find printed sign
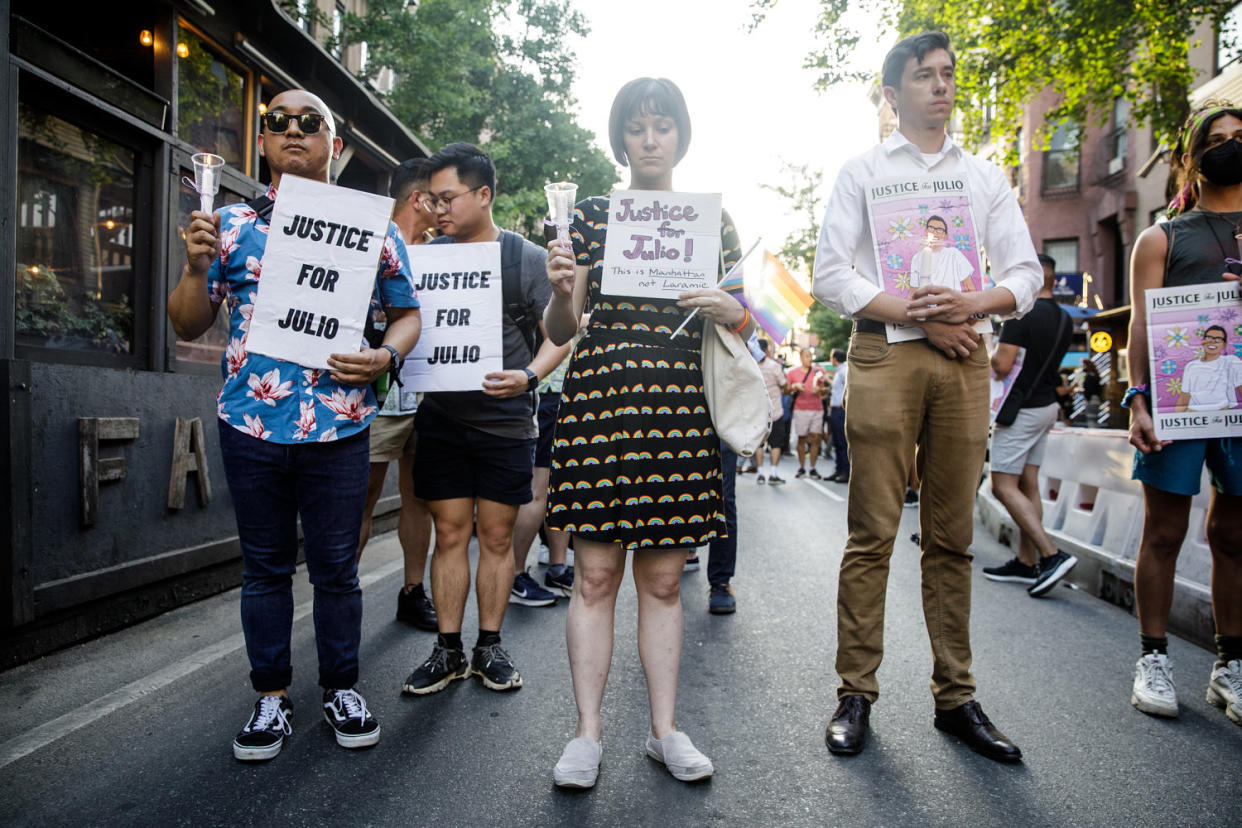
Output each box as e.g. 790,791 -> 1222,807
245,175 -> 394,369
1145,281 -> 1242,441
401,242 -> 504,392
865,175 -> 990,343
989,345 -> 1026,424
601,190 -> 721,300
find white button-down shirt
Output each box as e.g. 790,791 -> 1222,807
812,130 -> 1041,331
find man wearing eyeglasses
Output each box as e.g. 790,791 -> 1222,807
1174,326 -> 1242,412
401,142 -> 571,696
168,89 -> 422,762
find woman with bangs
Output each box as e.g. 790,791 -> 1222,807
1125,101 -> 1242,727
543,77 -> 753,788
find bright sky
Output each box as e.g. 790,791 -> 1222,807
569,0 -> 893,277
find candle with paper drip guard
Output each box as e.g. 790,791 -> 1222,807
913,230 -> 935,291
544,181 -> 578,254
186,152 -> 225,215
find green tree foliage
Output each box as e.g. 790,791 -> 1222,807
751,1 -> 1239,157
762,162 -> 853,352
338,0 -> 617,235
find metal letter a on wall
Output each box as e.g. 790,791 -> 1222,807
167,417 -> 212,510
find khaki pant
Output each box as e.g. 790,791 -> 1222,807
837,332 -> 990,709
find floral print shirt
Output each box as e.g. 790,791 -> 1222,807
207,183 -> 419,443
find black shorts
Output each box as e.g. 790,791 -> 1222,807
766,417 -> 790,452
412,407 -> 536,505
534,392 -> 560,468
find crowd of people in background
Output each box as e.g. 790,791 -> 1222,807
166,24 -> 1241,793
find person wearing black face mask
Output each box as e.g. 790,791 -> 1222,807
1123,101 -> 1242,728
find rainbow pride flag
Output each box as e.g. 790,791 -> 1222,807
724,251 -> 815,344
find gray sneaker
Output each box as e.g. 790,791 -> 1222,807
1207,659 -> 1242,726
1131,653 -> 1178,717
645,730 -> 713,781
553,736 -> 602,788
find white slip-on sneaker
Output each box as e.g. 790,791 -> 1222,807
645,731 -> 713,781
1131,653 -> 1179,718
553,736 -> 602,789
1206,659 -> 1242,726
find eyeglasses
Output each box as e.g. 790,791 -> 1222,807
419,185 -> 483,213
1202,335 -> 1226,343
261,111 -> 325,135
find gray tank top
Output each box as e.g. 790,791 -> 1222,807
1162,209 -> 1242,287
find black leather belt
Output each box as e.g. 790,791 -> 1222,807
854,319 -> 886,335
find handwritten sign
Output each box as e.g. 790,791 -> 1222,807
1145,280 -> 1242,441
865,175 -> 989,344
989,345 -> 1026,424
401,242 -> 504,392
245,175 -> 394,369
601,190 -> 721,300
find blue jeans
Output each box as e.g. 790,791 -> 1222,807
707,441 -> 737,587
830,407 -> 849,478
218,421 -> 370,692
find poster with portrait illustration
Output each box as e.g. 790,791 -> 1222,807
989,346 -> 1026,425
866,175 -> 990,343
1145,281 -> 1242,441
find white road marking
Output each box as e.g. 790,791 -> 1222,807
0,557 -> 405,769
803,478 -> 845,502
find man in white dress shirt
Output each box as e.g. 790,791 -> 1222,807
812,31 -> 1043,763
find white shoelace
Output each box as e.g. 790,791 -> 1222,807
1220,660 -> 1242,697
332,689 -> 368,722
247,696 -> 291,734
1140,656 -> 1175,695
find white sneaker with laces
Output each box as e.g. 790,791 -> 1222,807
1207,659 -> 1242,726
1131,653 -> 1178,718
645,731 -> 713,781
553,736 -> 602,788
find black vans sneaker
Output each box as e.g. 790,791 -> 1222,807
322,688 -> 381,749
402,643 -> 469,695
233,694 -> 293,761
471,643 -> 523,691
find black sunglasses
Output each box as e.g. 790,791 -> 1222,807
261,111 -> 325,135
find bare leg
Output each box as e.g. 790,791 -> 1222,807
633,548 -> 686,739
566,538 -> 625,740
808,433 -> 822,471
475,498 -> 520,631
547,526 -> 570,566
1206,491 -> 1242,636
428,497 -> 476,634
991,468 -> 1057,566
356,461 -> 389,561
397,453 -> 432,587
796,435 -> 808,469
1133,484 -> 1192,638
511,467 -> 550,574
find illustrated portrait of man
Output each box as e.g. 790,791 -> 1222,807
909,214 -> 975,292
1175,325 -> 1242,412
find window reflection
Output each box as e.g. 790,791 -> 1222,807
173,168 -> 248,365
177,23 -> 247,167
16,102 -> 135,354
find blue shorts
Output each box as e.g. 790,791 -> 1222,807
1132,437 -> 1242,497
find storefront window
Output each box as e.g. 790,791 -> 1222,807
16,102 -> 136,355
177,23 -> 248,168
171,163 -> 251,366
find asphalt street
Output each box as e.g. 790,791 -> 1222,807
1,456 -> 1239,827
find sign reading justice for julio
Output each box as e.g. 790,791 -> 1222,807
601,190 -> 721,300
245,175 -> 395,370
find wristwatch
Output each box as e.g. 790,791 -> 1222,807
523,368 -> 538,392
380,344 -> 402,372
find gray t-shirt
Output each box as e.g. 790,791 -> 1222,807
418,230 -> 551,439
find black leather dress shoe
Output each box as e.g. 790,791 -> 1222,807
825,695 -> 871,755
933,700 -> 1022,762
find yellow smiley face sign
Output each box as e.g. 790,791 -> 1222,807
1089,331 -> 1112,353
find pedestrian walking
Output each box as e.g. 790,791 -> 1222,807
542,77 -> 752,788
812,31 -> 1043,763
167,89 -> 421,760
984,254 -> 1076,596
827,348 -> 850,483
787,347 -> 828,479
755,338 -> 790,484
1124,101 -> 1242,726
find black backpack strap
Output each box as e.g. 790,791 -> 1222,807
499,230 -> 539,359
246,194 -> 275,223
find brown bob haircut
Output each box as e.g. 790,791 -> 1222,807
608,77 -> 692,167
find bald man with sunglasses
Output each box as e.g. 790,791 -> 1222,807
169,89 -> 422,762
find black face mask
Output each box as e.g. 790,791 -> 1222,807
1200,138 -> 1242,187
